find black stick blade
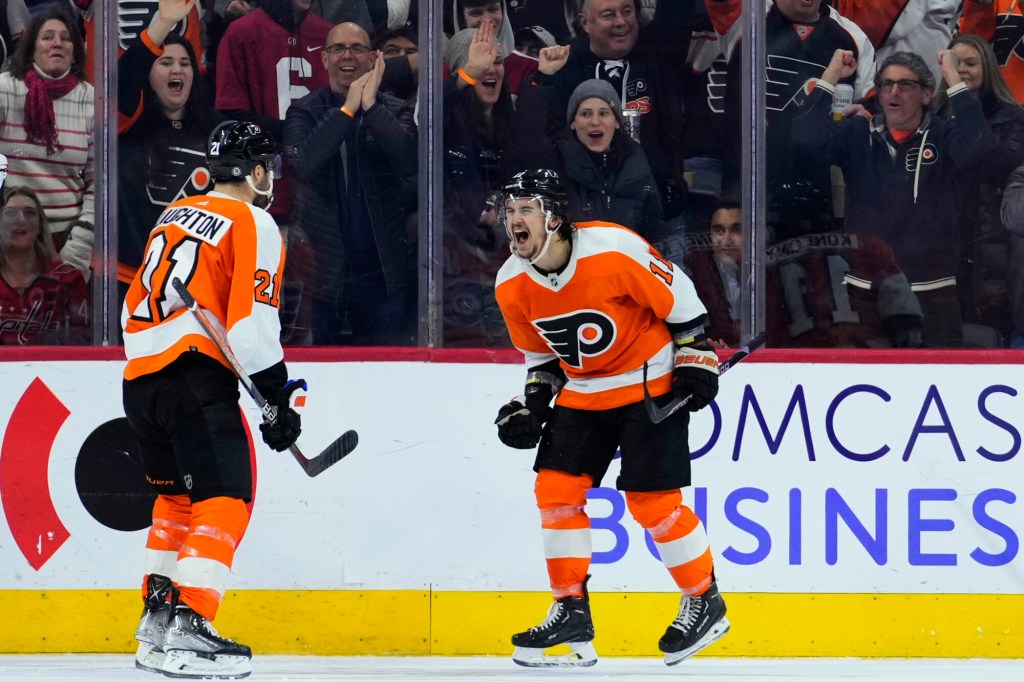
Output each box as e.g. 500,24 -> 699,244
642,361 -> 666,423
302,430 -> 359,477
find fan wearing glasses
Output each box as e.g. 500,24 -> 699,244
283,21 -> 418,346
793,47 -> 993,348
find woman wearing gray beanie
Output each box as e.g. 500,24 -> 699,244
503,46 -> 665,243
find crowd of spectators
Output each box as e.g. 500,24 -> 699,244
6,0 -> 1024,350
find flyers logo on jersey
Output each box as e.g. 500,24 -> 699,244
156,205 -> 233,246
534,310 -> 617,369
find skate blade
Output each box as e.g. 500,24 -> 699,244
512,642 -> 598,668
133,642 -> 165,674
161,649 -> 252,679
664,615 -> 731,666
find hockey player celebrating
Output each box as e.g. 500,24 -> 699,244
122,120 -> 303,679
493,169 -> 729,667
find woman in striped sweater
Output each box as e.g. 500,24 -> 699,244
0,8 -> 94,277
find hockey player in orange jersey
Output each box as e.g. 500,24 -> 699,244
493,169 -> 729,668
122,120 -> 303,679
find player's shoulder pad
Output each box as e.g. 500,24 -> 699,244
575,221 -> 656,260
495,252 -> 527,289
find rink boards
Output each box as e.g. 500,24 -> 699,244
0,348 -> 1022,656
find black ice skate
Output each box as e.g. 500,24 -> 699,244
134,574 -> 177,674
511,575 -> 597,667
160,605 -> 252,679
659,580 -> 731,665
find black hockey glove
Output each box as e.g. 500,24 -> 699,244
259,379 -> 306,452
673,344 -> 720,411
496,363 -> 561,449
495,400 -> 549,449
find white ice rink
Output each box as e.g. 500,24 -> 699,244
0,655 -> 1019,681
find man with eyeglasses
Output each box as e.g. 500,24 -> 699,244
794,48 -> 994,347
283,21 -> 418,346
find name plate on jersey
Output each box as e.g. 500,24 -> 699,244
766,233 -> 859,266
156,206 -> 233,246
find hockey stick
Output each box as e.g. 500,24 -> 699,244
642,332 -> 767,424
171,277 -> 358,477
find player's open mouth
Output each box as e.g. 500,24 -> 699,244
513,228 -> 530,245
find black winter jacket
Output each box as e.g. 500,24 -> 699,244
284,87 -> 417,303
505,76 -> 664,240
547,0 -> 693,215
794,80 -> 991,286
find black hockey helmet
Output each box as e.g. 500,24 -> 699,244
500,168 -> 569,220
207,120 -> 279,182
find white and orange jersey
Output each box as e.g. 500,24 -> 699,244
122,191 -> 286,381
495,222 -> 708,411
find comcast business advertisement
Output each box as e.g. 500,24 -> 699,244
0,359 -> 1022,594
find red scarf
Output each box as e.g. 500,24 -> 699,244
23,66 -> 80,156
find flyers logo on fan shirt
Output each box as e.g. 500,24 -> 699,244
495,223 -> 708,411
122,193 -> 286,381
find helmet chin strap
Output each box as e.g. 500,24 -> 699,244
509,209 -> 559,266
246,171 -> 275,210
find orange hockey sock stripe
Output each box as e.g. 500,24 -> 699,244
174,497 -> 250,620
626,490 -> 690,541
626,490 -> 713,594
141,494 -> 191,596
668,547 -> 714,596
176,586 -> 224,622
147,494 -> 192,551
536,470 -> 593,595
535,470 -> 591,519
546,558 -> 589,596
180,497 -> 249,568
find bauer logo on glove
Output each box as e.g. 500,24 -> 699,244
672,345 -> 720,411
674,347 -> 720,372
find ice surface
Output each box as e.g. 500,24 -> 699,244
0,655 -> 1018,681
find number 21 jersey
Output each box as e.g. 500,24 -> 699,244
122,192 -> 286,380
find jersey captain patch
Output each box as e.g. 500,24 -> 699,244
533,310 -> 617,369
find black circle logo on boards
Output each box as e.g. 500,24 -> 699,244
74,418 -> 156,531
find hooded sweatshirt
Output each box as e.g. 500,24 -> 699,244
447,0 -> 538,94
793,78 -> 992,288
